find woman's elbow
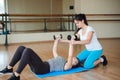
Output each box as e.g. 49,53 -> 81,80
64,66 -> 71,71
64,64 -> 72,70
86,40 -> 91,44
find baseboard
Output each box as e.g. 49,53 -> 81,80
4,40 -> 54,46
1,38 -> 120,46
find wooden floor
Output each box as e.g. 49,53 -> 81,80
0,39 -> 120,80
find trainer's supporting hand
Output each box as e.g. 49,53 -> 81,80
67,35 -> 77,40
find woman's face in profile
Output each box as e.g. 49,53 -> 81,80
74,20 -> 83,28
74,20 -> 84,28
72,57 -> 79,66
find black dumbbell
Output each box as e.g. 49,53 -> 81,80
67,35 -> 71,40
67,35 -> 77,40
53,34 -> 62,40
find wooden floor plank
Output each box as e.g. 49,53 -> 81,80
0,39 -> 120,80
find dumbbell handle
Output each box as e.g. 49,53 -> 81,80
53,35 -> 56,40
74,35 -> 78,40
67,35 -> 77,40
53,34 -> 62,40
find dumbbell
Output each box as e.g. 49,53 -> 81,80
53,34 -> 63,40
67,35 -> 78,40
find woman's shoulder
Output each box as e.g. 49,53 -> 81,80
87,26 -> 95,31
87,26 -> 93,29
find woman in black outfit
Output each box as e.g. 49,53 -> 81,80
0,35 -> 81,80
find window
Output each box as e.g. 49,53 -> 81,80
0,0 -> 5,31
0,0 -> 5,14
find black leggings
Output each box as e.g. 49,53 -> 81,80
9,46 -> 50,74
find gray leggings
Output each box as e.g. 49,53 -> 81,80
9,46 -> 50,74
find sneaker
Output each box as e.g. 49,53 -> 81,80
0,67 -> 13,75
8,73 -> 20,80
101,55 -> 108,66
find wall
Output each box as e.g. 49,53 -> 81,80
1,0 -> 120,45
8,0 -> 51,14
52,0 -> 62,14
7,0 -> 63,31
75,0 -> 120,14
62,0 -> 75,14
74,0 -> 120,38
0,31 -> 74,45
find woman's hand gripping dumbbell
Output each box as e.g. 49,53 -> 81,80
53,34 -> 63,40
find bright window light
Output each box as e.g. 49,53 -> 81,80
0,0 -> 5,13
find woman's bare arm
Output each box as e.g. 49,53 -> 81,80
64,43 -> 74,70
72,31 -> 93,45
52,38 -> 59,58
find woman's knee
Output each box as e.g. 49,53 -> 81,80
83,62 -> 94,69
23,48 -> 33,55
83,65 -> 92,69
17,46 -> 26,51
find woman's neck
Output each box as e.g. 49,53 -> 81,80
82,24 -> 87,30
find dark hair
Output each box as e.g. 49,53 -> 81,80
74,13 -> 88,34
74,13 -> 88,25
74,28 -> 81,34
72,57 -> 84,68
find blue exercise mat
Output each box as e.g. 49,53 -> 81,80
33,67 -> 88,78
